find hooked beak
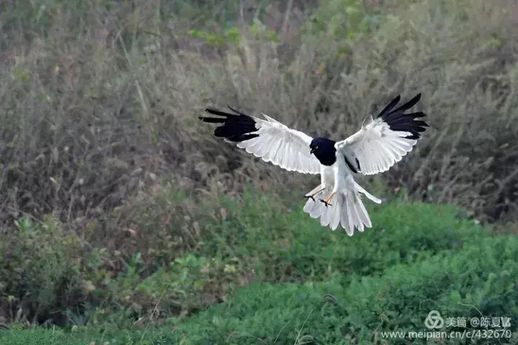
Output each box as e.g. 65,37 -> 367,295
310,148 -> 315,155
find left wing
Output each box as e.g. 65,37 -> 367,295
200,106 -> 321,174
336,94 -> 428,175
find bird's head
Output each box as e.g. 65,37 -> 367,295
309,137 -> 337,166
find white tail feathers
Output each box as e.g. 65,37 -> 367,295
303,181 -> 381,235
353,180 -> 382,204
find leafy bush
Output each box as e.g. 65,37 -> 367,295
173,235 -> 518,344
0,185 -> 504,326
0,185 -> 491,327
197,189 -> 485,281
84,190 -> 492,326
0,325 -> 180,345
1,202 -> 516,344
0,217 -> 86,324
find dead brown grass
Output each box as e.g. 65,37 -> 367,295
0,0 -> 517,227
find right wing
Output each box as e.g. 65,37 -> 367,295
200,106 -> 321,174
336,94 -> 428,175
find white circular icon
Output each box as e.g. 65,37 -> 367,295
424,310 -> 444,329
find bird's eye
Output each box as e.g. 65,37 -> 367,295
315,146 -> 319,149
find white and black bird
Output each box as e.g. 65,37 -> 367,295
200,94 -> 428,235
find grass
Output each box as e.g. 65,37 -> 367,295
0,0 -> 517,227
1,198 -> 517,344
0,0 -> 517,343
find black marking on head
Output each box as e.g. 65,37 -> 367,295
310,137 -> 336,166
377,93 -> 428,139
200,106 -> 259,142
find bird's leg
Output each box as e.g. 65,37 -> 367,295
304,185 -> 326,202
320,192 -> 336,207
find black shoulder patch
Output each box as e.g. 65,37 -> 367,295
377,93 -> 428,139
344,154 -> 358,173
200,106 -> 259,142
355,158 -> 361,171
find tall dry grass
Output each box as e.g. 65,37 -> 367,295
0,0 -> 517,225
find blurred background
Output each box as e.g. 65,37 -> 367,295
0,0 -> 517,344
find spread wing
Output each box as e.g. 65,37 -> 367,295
336,94 -> 428,175
200,106 -> 321,174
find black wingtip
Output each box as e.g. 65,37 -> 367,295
205,107 -> 234,117
200,106 -> 259,143
377,95 -> 401,119
392,93 -> 421,113
379,93 -> 428,140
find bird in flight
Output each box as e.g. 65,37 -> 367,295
200,94 -> 427,235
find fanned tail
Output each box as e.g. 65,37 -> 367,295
303,180 -> 380,235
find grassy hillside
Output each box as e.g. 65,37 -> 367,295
0,0 -> 517,343
1,200 -> 517,344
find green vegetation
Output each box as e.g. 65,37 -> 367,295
0,0 -> 517,344
1,199 -> 517,344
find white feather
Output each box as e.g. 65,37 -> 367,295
303,165 -> 379,235
336,119 -> 418,175
237,115 -> 321,174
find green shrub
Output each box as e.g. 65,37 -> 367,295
174,235 -> 518,344
0,325 -> 181,345
0,199 -> 516,344
0,186 -> 489,327
99,253 -> 242,324
304,0 -> 381,47
0,217 -> 86,324
198,190 -> 487,282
